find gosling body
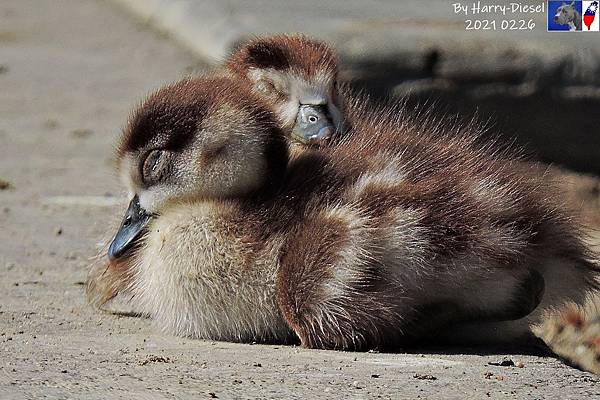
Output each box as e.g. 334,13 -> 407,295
88,60 -> 599,351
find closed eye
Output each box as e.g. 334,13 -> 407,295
141,149 -> 169,186
257,79 -> 277,94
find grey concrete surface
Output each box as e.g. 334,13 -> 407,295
113,0 -> 600,176
0,0 -> 599,399
113,0 -> 600,80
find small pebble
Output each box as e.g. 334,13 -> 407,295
413,373 -> 437,380
0,178 -> 12,190
515,361 -> 524,368
139,355 -> 170,365
55,227 -> 63,236
44,118 -> 59,129
488,358 -> 515,367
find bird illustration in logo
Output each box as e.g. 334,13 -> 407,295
584,1 -> 598,30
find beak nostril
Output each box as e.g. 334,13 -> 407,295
108,195 -> 152,261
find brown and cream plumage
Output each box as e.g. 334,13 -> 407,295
87,38 -> 599,357
225,34 -> 600,348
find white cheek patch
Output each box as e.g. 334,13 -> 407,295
247,68 -> 298,128
277,100 -> 301,129
118,154 -> 139,199
293,73 -> 330,105
138,189 -> 160,214
248,68 -> 344,136
138,185 -> 187,214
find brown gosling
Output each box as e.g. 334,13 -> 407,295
225,34 -> 600,348
87,73 -> 599,351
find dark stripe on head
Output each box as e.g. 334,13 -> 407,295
227,34 -> 338,80
119,78 -> 211,156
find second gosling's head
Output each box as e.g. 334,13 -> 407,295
108,77 -> 287,261
226,34 -> 344,145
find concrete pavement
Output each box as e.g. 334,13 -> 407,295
0,0 -> 598,398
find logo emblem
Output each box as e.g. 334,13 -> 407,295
583,1 -> 599,30
548,1 -> 583,31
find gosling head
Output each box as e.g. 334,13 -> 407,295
226,34 -> 344,146
108,77 -> 288,261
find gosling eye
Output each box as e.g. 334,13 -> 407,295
141,149 -> 169,186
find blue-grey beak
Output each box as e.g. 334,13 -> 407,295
291,104 -> 334,145
108,195 -> 152,261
